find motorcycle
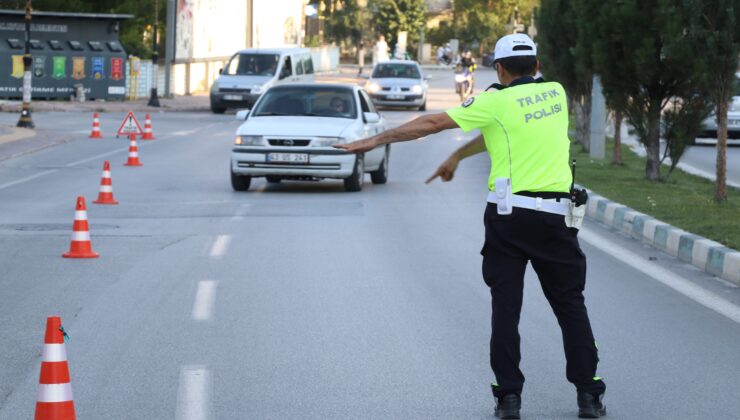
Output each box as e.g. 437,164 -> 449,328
454,66 -> 474,102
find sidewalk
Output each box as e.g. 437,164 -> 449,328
0,124 -> 74,162
0,94 -> 210,114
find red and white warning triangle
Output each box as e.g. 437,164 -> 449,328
116,111 -> 143,138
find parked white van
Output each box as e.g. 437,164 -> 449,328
210,48 -> 315,114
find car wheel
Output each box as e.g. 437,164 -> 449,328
344,155 -> 364,192
370,147 -> 389,184
231,171 -> 251,191
266,176 -> 282,183
211,102 -> 227,114
419,101 -> 426,111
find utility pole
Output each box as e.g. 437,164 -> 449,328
164,0 -> 175,97
17,0 -> 34,128
148,0 -> 161,107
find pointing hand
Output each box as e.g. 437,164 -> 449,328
426,155 -> 459,184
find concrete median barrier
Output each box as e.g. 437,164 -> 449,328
585,190 -> 740,285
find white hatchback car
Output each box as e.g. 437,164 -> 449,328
230,84 -> 388,192
363,60 -> 429,111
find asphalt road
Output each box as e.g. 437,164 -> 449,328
1,70 -> 740,419
681,144 -> 740,187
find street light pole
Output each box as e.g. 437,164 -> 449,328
148,0 -> 161,107
17,0 -> 34,128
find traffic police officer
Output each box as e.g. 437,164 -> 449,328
335,33 -> 606,419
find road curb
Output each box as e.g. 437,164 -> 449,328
585,190 -> 740,285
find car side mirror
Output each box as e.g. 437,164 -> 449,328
218,68 -> 223,75
235,109 -> 250,121
363,112 -> 380,124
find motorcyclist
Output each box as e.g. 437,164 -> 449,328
460,50 -> 477,73
455,50 -> 476,99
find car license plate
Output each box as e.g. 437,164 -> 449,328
224,94 -> 243,101
387,94 -> 403,100
729,119 -> 740,126
266,153 -> 308,164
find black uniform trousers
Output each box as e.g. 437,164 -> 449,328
482,195 -> 606,398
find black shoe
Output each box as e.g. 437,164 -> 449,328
494,393 -> 521,419
577,392 -> 606,418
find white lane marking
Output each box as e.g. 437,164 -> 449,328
191,280 -> 217,321
0,169 -> 58,190
172,129 -> 198,136
175,366 -> 211,420
580,228 -> 740,325
65,147 -> 130,167
231,203 -> 252,221
674,161 -> 740,189
0,122 -> 223,189
208,234 -> 231,258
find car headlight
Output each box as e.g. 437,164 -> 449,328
210,83 -> 219,93
312,137 -> 347,147
366,83 -> 381,94
234,135 -> 265,146
454,74 -> 466,83
411,84 -> 423,94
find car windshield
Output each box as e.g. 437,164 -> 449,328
223,53 -> 279,76
372,63 -> 421,79
252,86 -> 357,119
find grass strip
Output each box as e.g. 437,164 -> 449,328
571,141 -> 740,250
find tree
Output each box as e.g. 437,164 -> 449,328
537,0 -> 599,152
603,80 -> 631,166
594,0 -> 703,181
426,20 -> 454,49
369,0 -> 426,49
452,0 -> 516,53
323,0 -> 372,61
661,95 -> 712,179
693,0 -> 740,201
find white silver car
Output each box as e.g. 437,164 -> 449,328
230,84 -> 388,192
699,99 -> 740,144
699,73 -> 740,144
363,60 -> 429,111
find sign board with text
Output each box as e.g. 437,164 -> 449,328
0,10 -> 131,100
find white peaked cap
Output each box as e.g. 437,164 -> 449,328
494,33 -> 537,61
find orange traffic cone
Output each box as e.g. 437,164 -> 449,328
141,114 -> 155,140
124,134 -> 142,166
34,316 -> 76,420
89,113 -> 102,139
62,196 -> 99,259
93,161 -> 118,205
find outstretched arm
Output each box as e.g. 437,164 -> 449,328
426,134 -> 486,183
333,113 -> 459,154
